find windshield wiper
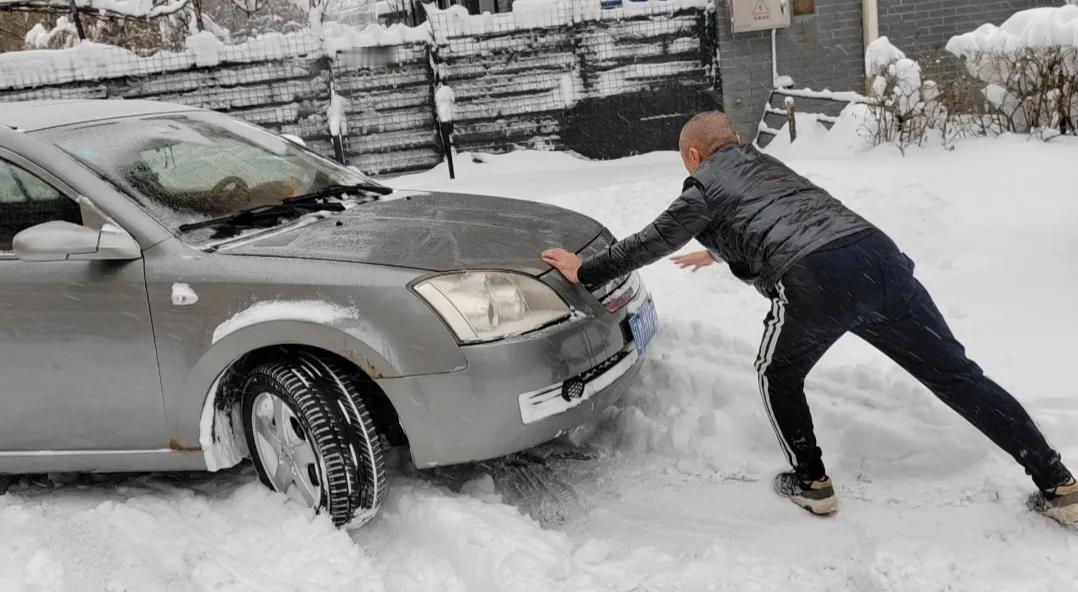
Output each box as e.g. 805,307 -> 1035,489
177,201 -> 344,233
282,183 -> 393,205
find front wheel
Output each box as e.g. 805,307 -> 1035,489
241,359 -> 385,527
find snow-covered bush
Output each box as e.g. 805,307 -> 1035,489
862,37 -> 943,151
946,6 -> 1078,137
864,7 -> 1078,151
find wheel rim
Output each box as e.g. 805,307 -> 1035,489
250,391 -> 324,508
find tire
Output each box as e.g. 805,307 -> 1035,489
241,357 -> 386,527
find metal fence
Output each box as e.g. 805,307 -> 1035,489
0,0 -> 720,176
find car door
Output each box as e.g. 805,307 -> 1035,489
0,152 -> 167,451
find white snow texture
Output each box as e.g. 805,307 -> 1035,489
211,300 -> 358,343
946,5 -> 1078,56
4,124 -> 1078,590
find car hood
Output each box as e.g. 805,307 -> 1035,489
220,192 -> 605,275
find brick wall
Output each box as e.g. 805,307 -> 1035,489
715,0 -> 865,139
715,0 -> 1061,140
877,0 -> 1056,58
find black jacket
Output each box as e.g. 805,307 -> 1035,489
578,145 -> 875,295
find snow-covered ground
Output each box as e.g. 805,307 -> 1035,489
3,133 -> 1078,591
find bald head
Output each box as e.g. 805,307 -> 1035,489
678,112 -> 740,173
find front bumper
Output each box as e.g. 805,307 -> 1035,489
377,276 -> 651,468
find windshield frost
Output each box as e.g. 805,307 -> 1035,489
41,112 -> 376,243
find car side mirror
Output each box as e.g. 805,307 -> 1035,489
13,221 -> 141,262
281,133 -> 307,147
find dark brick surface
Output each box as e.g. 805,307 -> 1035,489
878,0 -> 1053,58
715,0 -> 865,138
715,0 -> 1060,137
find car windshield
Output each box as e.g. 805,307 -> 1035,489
39,111 -> 380,243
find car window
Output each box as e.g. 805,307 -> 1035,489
0,159 -> 82,252
139,135 -> 309,194
39,111 -> 379,244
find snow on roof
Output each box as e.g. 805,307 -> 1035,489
946,5 -> 1078,57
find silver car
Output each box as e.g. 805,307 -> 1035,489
0,100 -> 658,526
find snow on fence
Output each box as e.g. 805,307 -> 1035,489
0,32 -> 342,156
0,0 -> 719,174
330,41 -> 442,174
429,0 -> 718,155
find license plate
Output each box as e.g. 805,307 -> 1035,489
628,298 -> 658,353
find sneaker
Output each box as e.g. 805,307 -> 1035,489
773,472 -> 837,515
1028,479 -> 1078,524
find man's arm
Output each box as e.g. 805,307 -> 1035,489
542,185 -> 713,285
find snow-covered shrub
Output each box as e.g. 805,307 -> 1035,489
864,7 -> 1078,151
946,6 -> 1078,138
23,16 -> 79,49
863,37 -> 943,151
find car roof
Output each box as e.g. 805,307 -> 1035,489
0,99 -> 202,132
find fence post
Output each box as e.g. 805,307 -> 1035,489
434,83 -> 456,180
785,96 -> 797,142
67,0 -> 86,40
438,121 -> 455,180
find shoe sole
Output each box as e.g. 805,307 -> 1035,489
1043,503 -> 1078,525
788,493 -> 838,515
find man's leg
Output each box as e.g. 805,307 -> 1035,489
853,277 -> 1071,491
756,282 -> 849,481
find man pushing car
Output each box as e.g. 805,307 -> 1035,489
540,111 -> 1077,523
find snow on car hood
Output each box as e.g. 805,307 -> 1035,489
220,192 -> 605,275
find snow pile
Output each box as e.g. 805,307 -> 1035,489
376,483 -> 577,591
0,478 -> 384,591
328,92 -> 350,136
946,5 -> 1078,56
185,31 -> 226,67
211,300 -> 359,343
435,84 -> 456,123
762,103 -> 875,160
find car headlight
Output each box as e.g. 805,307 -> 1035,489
414,271 -> 570,343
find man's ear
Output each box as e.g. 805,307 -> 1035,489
689,147 -> 701,166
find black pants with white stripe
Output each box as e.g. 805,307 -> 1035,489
757,229 -> 1071,490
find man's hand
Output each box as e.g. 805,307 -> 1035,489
541,248 -> 583,284
670,250 -> 716,272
